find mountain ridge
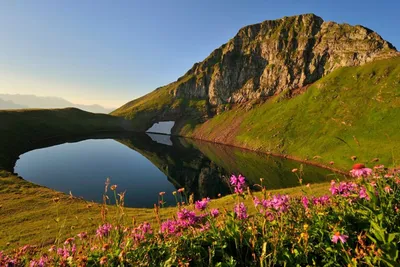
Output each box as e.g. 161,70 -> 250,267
111,14 -> 400,170
0,98 -> 27,109
112,13 -> 398,132
0,94 -> 114,114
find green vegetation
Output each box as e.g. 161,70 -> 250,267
0,170 -> 331,253
2,168 -> 400,266
0,171 -> 170,252
189,57 -> 400,170
0,108 -> 334,255
1,46 -> 399,267
186,138 -> 335,188
111,75 -> 208,131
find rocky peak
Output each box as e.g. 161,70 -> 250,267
172,14 -> 397,105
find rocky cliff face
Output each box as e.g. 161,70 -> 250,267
112,14 -> 398,132
172,14 -> 397,105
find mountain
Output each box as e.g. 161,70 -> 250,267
112,14 -> 400,170
0,94 -> 114,113
0,98 -> 27,109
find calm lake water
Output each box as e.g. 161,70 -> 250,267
14,133 -> 334,207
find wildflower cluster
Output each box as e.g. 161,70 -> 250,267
195,197 -> 210,210
2,164 -> 400,266
160,207 -> 210,236
230,174 -> 246,194
349,163 -> 372,177
234,202 -> 248,219
301,195 -> 330,209
96,223 -> 113,238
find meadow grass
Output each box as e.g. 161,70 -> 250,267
0,170 -> 331,253
2,166 -> 399,266
190,57 -> 400,171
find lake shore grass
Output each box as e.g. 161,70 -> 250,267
0,170 -> 333,252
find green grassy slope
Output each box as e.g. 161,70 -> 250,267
0,108 -> 132,170
111,76 -> 209,132
188,57 -> 400,170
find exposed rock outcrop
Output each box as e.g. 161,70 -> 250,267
112,14 -> 398,133
173,14 -> 397,105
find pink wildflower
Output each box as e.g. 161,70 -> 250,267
331,232 -> 348,244
177,208 -> 198,224
77,232 -> 88,240
384,185 -> 393,193
261,194 -> 290,213
230,174 -> 246,194
253,196 -> 261,207
234,202 -> 248,220
96,223 -> 112,238
38,256 -> 47,267
131,222 -> 153,241
100,256 -> 107,265
64,237 -> 74,245
160,220 -> 179,235
140,222 -> 152,234
350,164 -> 372,178
312,195 -> 330,206
359,187 -> 370,200
301,196 -> 309,209
200,222 -> 210,232
210,208 -> 219,218
374,165 -> 385,170
195,198 -> 210,210
330,181 -> 358,197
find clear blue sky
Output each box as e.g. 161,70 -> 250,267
0,0 -> 398,108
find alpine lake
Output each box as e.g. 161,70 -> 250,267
14,132 -> 335,208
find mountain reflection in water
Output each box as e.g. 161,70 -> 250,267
15,133 -> 334,207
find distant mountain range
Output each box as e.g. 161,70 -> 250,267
0,94 -> 114,114
0,98 -> 27,109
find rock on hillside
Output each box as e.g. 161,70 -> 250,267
113,14 -> 398,131
174,14 -> 397,105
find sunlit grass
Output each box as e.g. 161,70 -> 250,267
0,170 -> 331,253
190,57 -> 400,171
2,166 -> 399,266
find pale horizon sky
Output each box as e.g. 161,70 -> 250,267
0,0 -> 399,108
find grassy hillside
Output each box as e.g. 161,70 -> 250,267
186,57 -> 400,170
111,77 -> 209,132
0,108 -> 132,170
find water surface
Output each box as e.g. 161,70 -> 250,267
15,133 -> 334,207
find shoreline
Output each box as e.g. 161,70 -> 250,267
174,133 -> 349,175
